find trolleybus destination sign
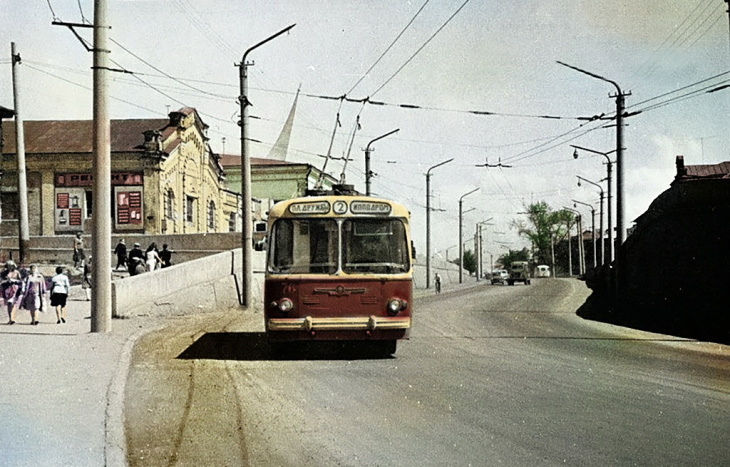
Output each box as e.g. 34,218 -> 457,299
350,201 -> 392,215
288,200 -> 331,215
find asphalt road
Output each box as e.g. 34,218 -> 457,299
125,278 -> 730,466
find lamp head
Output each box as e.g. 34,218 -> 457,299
577,178 -> 581,187
573,149 -> 579,159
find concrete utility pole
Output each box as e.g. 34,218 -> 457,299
10,43 -> 29,264
91,0 -> 112,333
425,158 -> 453,289
458,188 -> 478,284
364,128 -> 399,196
238,24 -> 294,308
573,199 -> 596,269
577,175 -> 605,266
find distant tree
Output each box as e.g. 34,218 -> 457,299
498,248 -> 530,269
462,250 -> 477,275
513,201 -> 573,267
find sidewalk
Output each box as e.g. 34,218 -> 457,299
0,284 -> 146,467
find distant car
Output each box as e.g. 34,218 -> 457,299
491,269 -> 509,285
507,261 -> 531,285
535,264 -> 550,278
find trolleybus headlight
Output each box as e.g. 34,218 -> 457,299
278,298 -> 294,312
387,299 -> 405,314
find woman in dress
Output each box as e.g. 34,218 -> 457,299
1,261 -> 23,325
21,264 -> 46,325
145,243 -> 163,272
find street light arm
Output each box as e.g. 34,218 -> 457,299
576,176 -> 604,194
556,61 -> 621,94
571,144 -> 616,163
366,128 -> 399,152
427,158 -> 454,176
572,198 -> 594,213
242,24 -> 296,63
459,187 -> 479,202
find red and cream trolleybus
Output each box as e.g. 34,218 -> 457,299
265,188 -> 412,355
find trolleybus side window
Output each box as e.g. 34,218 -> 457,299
342,218 -> 409,274
270,218 -> 338,274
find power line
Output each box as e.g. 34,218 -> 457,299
371,0 -> 472,97
346,0 -> 432,95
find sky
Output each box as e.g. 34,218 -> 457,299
1,0 -> 728,261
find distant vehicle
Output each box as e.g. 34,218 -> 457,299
535,265 -> 550,278
507,261 -> 531,286
491,269 -> 509,285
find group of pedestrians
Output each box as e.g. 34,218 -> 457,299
2,261 -> 70,325
113,239 -> 174,277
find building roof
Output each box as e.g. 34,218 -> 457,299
1,118 -> 169,154
674,155 -> 730,182
218,154 -> 301,168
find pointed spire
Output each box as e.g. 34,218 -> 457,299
266,86 -> 300,161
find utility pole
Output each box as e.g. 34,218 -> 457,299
10,43 -> 29,264
364,129 -> 399,196
458,188 -> 479,284
91,0 -> 112,332
425,158 -> 453,289
238,24 -> 294,308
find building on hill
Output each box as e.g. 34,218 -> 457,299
0,108 -> 239,236
583,155 -> 730,343
219,154 -> 339,236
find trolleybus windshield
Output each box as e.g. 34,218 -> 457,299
269,217 -> 409,275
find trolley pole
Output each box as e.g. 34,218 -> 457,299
238,24 -> 294,308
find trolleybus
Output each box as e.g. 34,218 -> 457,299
264,188 -> 412,355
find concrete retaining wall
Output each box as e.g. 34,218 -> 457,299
111,248 -> 266,318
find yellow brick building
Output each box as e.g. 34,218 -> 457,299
0,108 -> 239,236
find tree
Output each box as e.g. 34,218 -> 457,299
513,201 -> 573,268
462,250 -> 477,276
498,248 -> 530,268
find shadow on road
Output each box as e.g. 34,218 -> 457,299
177,332 -> 395,361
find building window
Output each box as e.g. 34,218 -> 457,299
228,212 -> 236,232
0,192 -> 19,220
186,196 -> 195,223
85,190 -> 93,218
165,189 -> 174,219
207,200 -> 216,231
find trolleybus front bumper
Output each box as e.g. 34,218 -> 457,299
268,316 -> 411,332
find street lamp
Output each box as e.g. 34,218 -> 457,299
572,145 -> 616,263
364,129 -> 399,196
459,188 -> 479,283
577,175 -> 605,266
426,158 -> 454,289
572,199 -> 596,269
239,23 -> 295,307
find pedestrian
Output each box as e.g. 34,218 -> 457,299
73,232 -> 86,269
128,242 -> 145,276
159,243 -> 175,268
50,266 -> 70,324
21,264 -> 46,325
82,256 -> 92,301
113,238 -> 127,271
1,260 -> 23,325
434,272 -> 442,294
145,243 -> 163,272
